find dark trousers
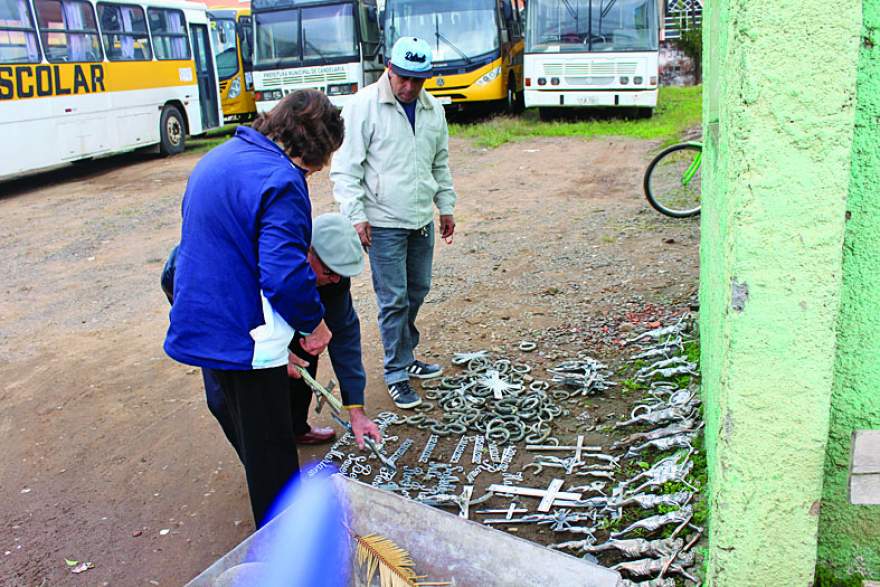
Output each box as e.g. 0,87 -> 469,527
203,358 -> 318,446
207,366 -> 301,527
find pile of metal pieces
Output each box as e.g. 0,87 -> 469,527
308,314 -> 704,585
307,349 -> 615,513
306,411 -> 404,480
414,350 -> 615,445
468,316 -> 704,585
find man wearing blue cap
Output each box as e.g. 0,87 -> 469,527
331,37 -> 458,410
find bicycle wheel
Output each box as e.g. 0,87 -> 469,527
643,143 -> 702,218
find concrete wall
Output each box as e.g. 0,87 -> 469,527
699,0 -> 862,584
817,2 -> 880,579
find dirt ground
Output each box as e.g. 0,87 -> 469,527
0,133 -> 699,586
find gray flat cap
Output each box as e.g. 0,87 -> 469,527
312,213 -> 365,278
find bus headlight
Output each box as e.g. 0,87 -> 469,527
633,76 -> 643,85
228,78 -> 242,99
475,66 -> 502,87
620,76 -> 629,85
327,83 -> 358,96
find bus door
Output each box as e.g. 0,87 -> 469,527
189,23 -> 221,129
238,14 -> 254,91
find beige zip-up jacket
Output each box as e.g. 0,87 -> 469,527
330,72 -> 457,229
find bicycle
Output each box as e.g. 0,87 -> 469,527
643,141 -> 702,218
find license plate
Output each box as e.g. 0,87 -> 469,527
437,96 -> 453,105
576,95 -> 601,106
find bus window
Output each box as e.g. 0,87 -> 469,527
98,3 -> 151,61
148,7 -> 189,60
385,0 -> 500,65
35,0 -> 102,63
0,0 -> 41,63
238,14 -> 252,70
301,3 -> 357,61
210,17 -> 236,79
255,9 -> 299,66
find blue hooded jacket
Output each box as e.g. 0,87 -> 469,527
164,126 -> 324,371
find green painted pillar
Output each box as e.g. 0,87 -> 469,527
700,0 -> 861,584
817,2 -> 880,579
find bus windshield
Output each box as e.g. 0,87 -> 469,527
255,3 -> 357,68
526,0 -> 658,53
211,17 -> 238,80
384,0 -> 499,66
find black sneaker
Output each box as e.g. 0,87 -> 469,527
387,380 -> 422,409
407,360 -> 443,380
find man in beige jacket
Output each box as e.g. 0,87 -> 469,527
330,37 -> 457,409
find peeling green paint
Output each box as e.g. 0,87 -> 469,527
700,0 -> 861,584
817,0 -> 880,579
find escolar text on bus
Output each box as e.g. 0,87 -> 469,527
0,64 -> 106,100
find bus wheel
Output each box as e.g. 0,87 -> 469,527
538,107 -> 556,122
160,105 -> 186,156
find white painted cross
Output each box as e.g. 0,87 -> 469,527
459,485 -> 474,519
526,435 -> 601,454
476,502 -> 528,520
574,435 -> 585,463
487,479 -> 583,512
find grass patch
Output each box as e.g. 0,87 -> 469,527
621,378 -> 647,394
187,124 -> 239,154
683,339 -> 700,364
449,85 -> 702,149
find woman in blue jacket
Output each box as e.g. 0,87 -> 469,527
164,90 -> 345,526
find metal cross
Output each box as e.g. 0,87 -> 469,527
488,479 -> 583,512
526,435 -> 601,454
476,501 -> 527,520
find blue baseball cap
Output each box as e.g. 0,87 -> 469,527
389,37 -> 433,79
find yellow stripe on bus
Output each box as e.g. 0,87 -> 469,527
0,61 -> 196,101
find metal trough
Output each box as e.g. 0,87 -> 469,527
186,474 -> 622,586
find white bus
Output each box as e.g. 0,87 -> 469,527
523,0 -> 659,118
0,0 -> 221,180
251,0 -> 382,111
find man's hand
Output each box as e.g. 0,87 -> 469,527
439,214 -> 455,245
287,352 -> 310,379
300,320 -> 332,356
348,407 -> 382,450
354,221 -> 372,249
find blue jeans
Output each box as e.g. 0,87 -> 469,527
369,223 -> 435,385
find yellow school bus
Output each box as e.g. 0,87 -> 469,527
209,6 -> 256,122
0,0 -> 222,179
383,0 -> 526,112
